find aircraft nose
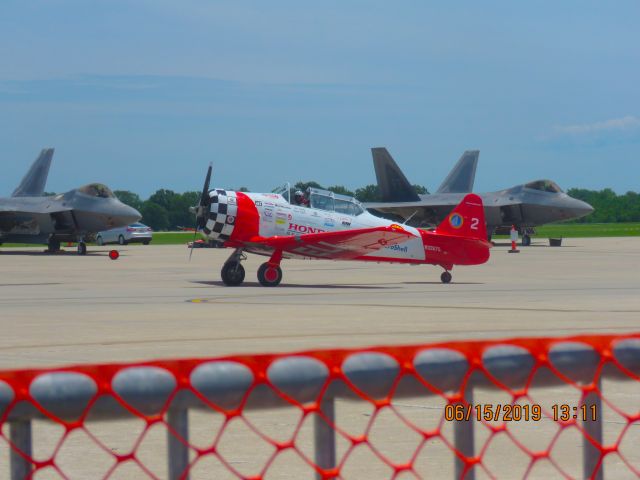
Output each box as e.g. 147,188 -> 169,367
572,198 -> 594,218
120,203 -> 142,225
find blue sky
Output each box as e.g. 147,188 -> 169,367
1,1 -> 638,197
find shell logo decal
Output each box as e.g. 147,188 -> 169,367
449,213 -> 464,229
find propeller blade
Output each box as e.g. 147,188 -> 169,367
188,229 -> 198,262
200,163 -> 212,206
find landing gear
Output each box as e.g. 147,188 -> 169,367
440,271 -> 452,284
47,238 -> 61,253
77,242 -> 87,255
221,262 -> 245,286
118,235 -> 127,245
522,234 -> 531,247
220,249 -> 246,286
257,263 -> 283,287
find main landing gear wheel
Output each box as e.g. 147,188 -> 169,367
77,242 -> 87,255
522,234 -> 531,247
440,271 -> 452,284
221,261 -> 245,286
257,263 -> 283,287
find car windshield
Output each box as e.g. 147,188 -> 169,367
308,188 -> 364,216
524,180 -> 563,193
78,183 -> 115,198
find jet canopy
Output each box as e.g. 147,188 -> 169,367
78,183 -> 115,198
307,188 -> 365,216
524,180 -> 563,194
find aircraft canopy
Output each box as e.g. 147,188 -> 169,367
78,183 -> 115,198
525,180 -> 563,193
307,188 -> 365,216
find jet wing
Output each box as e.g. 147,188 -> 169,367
244,225 -> 416,260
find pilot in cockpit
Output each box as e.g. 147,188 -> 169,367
294,190 -> 309,207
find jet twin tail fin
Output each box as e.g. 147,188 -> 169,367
12,148 -> 54,197
371,147 -> 421,202
436,150 -> 479,193
436,193 -> 487,241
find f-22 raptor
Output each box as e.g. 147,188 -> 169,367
365,148 -> 594,246
0,148 -> 141,254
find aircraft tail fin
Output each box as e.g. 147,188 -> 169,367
12,148 -> 54,197
371,147 -> 420,202
436,193 -> 487,240
436,150 -> 479,193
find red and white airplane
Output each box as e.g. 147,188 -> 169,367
192,166 -> 491,286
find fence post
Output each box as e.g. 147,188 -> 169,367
314,396 -> 336,480
10,420 -> 32,480
453,385 -> 475,480
583,379 -> 603,480
167,408 -> 190,480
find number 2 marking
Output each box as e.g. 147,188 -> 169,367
471,218 -> 479,230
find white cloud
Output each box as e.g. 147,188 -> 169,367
554,115 -> 640,135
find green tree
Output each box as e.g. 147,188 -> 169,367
140,202 -> 169,230
354,184 -> 382,202
114,190 -> 143,211
327,185 -> 355,197
413,184 -> 429,195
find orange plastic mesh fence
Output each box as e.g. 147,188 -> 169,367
1,333 -> 640,479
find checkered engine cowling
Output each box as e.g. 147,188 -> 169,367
203,189 -> 238,241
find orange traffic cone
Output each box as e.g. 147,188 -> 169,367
509,225 -> 520,253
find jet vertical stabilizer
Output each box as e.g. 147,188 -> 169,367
436,150 -> 479,194
371,147 -> 420,202
12,148 -> 54,197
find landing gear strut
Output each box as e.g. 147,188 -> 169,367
221,249 -> 246,286
47,238 -> 61,253
440,271 -> 452,284
77,241 -> 87,255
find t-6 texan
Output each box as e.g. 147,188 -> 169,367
0,149 -> 141,254
365,148 -> 594,246
191,165 -> 491,286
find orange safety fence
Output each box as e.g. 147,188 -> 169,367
1,332 -> 640,479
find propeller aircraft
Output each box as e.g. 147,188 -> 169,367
191,166 -> 491,286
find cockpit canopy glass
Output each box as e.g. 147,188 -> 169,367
524,180 -> 563,193
307,188 -> 364,216
78,183 -> 115,198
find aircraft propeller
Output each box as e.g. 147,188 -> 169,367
189,163 -> 212,261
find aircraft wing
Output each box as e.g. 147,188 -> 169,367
244,225 -> 416,260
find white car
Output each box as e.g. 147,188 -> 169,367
96,223 -> 152,245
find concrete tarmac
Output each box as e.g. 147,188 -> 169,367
1,238 -> 639,478
0,238 -> 638,369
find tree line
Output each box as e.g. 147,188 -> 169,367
111,185 -> 639,231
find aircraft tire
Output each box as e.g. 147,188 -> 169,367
440,271 -> 452,284
96,236 -> 104,246
522,234 -> 531,246
77,242 -> 87,255
221,261 -> 245,286
258,263 -> 282,287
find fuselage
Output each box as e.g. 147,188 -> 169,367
204,189 -> 490,269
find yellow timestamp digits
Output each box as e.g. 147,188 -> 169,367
552,403 -> 598,422
444,403 -> 543,422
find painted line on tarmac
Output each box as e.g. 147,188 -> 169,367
2,325 -> 638,352
186,298 -> 640,314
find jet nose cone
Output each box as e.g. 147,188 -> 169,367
573,199 -> 594,218
120,204 -> 142,225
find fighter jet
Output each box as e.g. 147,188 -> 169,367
0,148 -> 141,254
366,148 -> 594,246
